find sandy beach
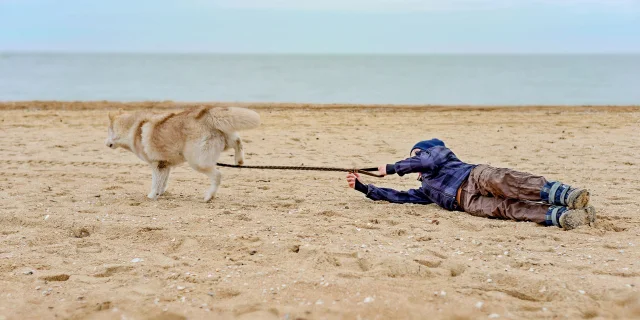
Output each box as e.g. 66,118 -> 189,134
1,102 -> 639,320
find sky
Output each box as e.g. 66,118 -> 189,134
0,0 -> 639,53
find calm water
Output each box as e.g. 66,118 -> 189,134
1,53 -> 639,105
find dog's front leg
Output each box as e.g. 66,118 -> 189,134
148,163 -> 160,200
157,162 -> 171,195
148,161 -> 170,200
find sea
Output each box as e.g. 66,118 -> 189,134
1,53 -> 639,105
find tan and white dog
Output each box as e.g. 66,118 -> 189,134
105,106 -> 260,201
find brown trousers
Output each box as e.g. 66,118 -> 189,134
458,165 -> 550,224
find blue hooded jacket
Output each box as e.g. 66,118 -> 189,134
359,139 -> 476,211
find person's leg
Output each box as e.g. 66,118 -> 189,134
459,172 -> 596,229
459,175 -> 548,223
469,164 -> 547,200
461,192 -> 549,224
460,191 -> 595,229
540,180 -> 590,209
470,165 -> 589,209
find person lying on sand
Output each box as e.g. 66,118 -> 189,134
346,139 -> 595,230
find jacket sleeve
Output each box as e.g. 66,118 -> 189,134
359,183 -> 433,205
386,147 -> 446,176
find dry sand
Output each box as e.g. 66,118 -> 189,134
1,102 -> 639,320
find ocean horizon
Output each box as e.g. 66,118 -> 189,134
1,53 -> 639,105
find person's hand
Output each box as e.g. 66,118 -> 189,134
346,172 -> 361,188
377,165 -> 387,177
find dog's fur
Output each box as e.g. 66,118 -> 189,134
105,106 -> 260,201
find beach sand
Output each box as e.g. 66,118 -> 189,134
0,102 -> 639,319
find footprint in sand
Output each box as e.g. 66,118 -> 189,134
93,265 -> 134,278
76,242 -> 102,253
71,226 -> 92,238
41,274 -> 70,282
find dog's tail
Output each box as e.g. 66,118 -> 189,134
204,106 -> 261,133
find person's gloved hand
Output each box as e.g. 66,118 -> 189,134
347,172 -> 369,194
346,172 -> 361,188
377,165 -> 387,177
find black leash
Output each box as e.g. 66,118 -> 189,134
216,163 -> 384,178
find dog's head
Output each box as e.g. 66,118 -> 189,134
105,109 -> 132,149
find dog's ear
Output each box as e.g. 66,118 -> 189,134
109,109 -> 124,123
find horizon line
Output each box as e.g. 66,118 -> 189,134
3,51 -> 640,55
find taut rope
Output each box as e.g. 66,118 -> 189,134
216,163 -> 383,178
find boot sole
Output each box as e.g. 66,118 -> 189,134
561,206 -> 596,230
568,189 -> 590,209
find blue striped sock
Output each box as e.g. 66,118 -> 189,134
541,181 -> 571,206
545,206 -> 567,227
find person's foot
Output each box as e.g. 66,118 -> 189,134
559,206 -> 596,230
544,182 -> 590,209
566,188 -> 590,209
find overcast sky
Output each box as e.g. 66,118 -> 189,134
1,0 -> 639,53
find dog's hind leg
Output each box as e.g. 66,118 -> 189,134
226,133 -> 244,166
203,168 -> 222,202
235,137 -> 244,166
188,164 -> 221,202
148,161 -> 171,200
186,140 -> 223,202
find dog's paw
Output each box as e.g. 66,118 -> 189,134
235,159 -> 244,166
147,192 -> 159,200
204,192 -> 217,202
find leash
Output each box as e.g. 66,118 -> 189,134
216,163 -> 384,178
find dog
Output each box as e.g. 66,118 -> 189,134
105,106 -> 260,201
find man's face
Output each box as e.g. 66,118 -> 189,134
411,148 -> 423,181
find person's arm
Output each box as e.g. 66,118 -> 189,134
382,147 -> 447,177
353,178 -> 432,205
